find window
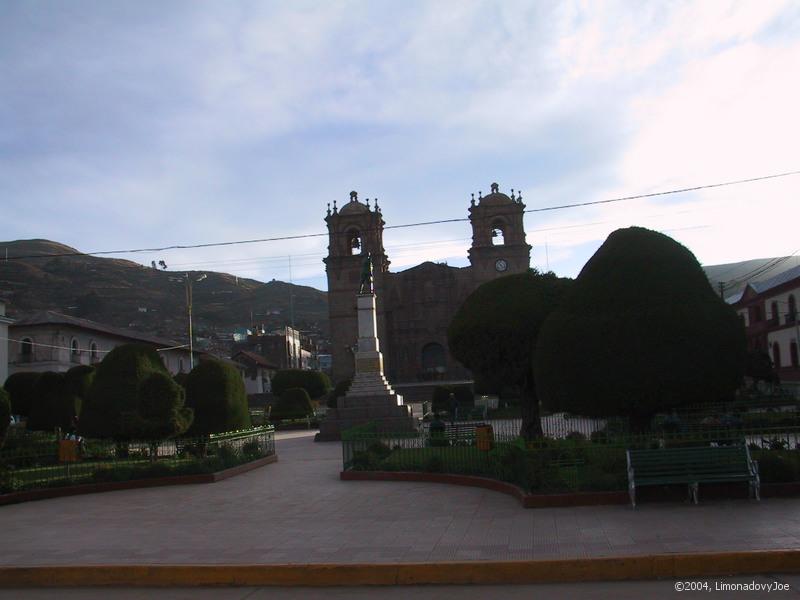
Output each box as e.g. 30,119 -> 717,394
71,339 -> 80,363
90,342 -> 99,363
347,229 -> 362,255
791,341 -> 799,368
491,220 -> 505,246
788,295 -> 797,324
771,302 -> 779,323
20,338 -> 33,363
179,359 -> 184,373
752,305 -> 762,323
773,342 -> 782,369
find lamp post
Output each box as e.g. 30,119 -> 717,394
170,273 -> 206,370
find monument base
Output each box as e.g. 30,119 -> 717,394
316,395 -> 417,441
317,291 -> 417,441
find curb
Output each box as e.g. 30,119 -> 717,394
340,470 -> 628,508
1,551 -> 800,587
0,454 -> 278,506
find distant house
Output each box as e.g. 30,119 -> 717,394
231,350 -> 279,395
730,265 -> 800,392
0,302 -> 14,384
8,311 -> 196,376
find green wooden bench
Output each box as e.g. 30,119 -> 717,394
626,444 -> 760,508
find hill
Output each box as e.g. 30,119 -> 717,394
0,239 -> 329,350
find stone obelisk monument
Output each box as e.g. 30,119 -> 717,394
316,255 -> 416,441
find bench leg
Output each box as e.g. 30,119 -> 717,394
689,482 -> 699,504
629,484 -> 636,509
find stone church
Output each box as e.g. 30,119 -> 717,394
324,183 -> 531,397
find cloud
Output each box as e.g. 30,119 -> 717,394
1,0 -> 798,291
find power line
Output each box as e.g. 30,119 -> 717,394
4,169 -> 799,261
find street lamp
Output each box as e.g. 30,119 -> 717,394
170,273 -> 207,370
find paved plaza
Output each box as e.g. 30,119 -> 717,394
2,430 -> 800,567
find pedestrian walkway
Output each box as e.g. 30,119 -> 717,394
2,431 -> 799,567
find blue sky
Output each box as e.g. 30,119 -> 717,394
2,0 -> 799,291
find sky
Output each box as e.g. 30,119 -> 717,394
2,0 -> 799,292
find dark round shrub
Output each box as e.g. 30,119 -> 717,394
185,359 -> 251,435
173,372 -> 189,389
80,344 -> 169,439
272,387 -> 314,421
27,371 -> 79,433
3,371 -> 41,417
131,371 -> 193,438
271,369 -> 332,399
65,365 -> 95,401
536,227 -> 746,432
756,452 -> 798,483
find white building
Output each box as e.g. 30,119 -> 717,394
8,311 -> 196,376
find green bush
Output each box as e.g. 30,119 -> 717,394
3,371 -> 41,417
80,344 -> 169,440
185,359 -> 251,435
173,372 -> 189,389
755,451 -> 799,483
536,227 -> 746,432
65,365 -> 95,405
27,372 -> 80,433
126,371 -> 193,439
272,387 -> 314,421
0,388 -> 10,447
423,454 -> 444,473
271,369 -> 332,400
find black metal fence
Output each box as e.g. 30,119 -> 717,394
0,426 -> 275,495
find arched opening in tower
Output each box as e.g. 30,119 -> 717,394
491,220 -> 505,246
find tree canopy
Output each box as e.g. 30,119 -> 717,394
448,270 -> 572,439
185,359 -> 251,435
3,371 -> 41,418
79,344 -> 183,439
534,227 -> 746,431
271,369 -> 332,400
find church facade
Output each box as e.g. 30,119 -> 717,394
324,183 -> 531,388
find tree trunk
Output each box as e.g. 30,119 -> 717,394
519,373 -> 544,440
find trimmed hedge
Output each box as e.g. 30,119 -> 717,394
185,359 -> 251,435
65,364 -> 95,401
271,369 -> 332,400
79,344 -> 171,440
272,387 -> 314,421
535,227 -> 746,432
27,372 -> 79,433
3,371 -> 41,418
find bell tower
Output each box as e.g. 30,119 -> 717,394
468,182 -> 531,283
324,191 -> 390,384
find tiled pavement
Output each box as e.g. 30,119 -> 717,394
2,430 -> 800,566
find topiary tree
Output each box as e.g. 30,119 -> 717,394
272,387 -> 314,421
271,369 -> 332,400
535,227 -> 747,432
79,344 -> 169,439
3,371 -> 41,418
173,371 -> 189,389
27,371 -> 80,433
185,359 -> 251,435
0,387 -> 10,448
65,365 -> 95,408
448,270 -> 572,440
326,378 -> 351,409
126,372 -> 193,445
